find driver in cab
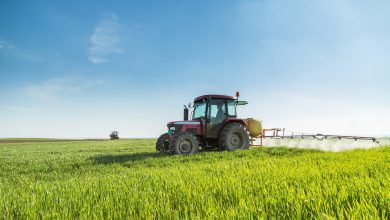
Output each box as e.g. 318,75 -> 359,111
215,103 -> 226,122
208,103 -> 226,132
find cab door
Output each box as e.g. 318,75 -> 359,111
206,99 -> 227,139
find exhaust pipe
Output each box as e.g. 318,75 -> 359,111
183,106 -> 189,121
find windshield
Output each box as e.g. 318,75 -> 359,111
192,101 -> 207,119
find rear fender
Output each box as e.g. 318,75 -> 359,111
224,118 -> 247,127
217,118 -> 248,137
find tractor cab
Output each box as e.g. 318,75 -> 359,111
192,95 -> 240,139
157,93 -> 251,155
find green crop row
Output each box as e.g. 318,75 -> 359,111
0,140 -> 389,219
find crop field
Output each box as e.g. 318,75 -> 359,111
0,139 -> 389,219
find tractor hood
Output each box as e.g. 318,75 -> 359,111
167,120 -> 201,127
166,120 -> 202,136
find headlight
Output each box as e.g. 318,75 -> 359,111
168,126 -> 176,135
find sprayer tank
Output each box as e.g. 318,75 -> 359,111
245,118 -> 263,137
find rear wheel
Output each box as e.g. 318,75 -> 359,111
218,123 -> 250,151
170,132 -> 199,155
156,133 -> 171,154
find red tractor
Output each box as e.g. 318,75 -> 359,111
156,93 -> 251,155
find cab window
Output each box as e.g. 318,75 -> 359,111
192,101 -> 207,119
227,100 -> 237,117
208,99 -> 226,121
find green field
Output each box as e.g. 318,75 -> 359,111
0,139 -> 389,219
0,138 -> 104,144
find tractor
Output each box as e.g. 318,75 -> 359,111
156,93 -> 380,155
110,131 -> 119,140
156,92 -> 262,155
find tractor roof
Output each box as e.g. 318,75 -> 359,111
194,94 -> 235,102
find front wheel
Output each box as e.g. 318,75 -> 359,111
170,132 -> 200,155
218,123 -> 250,151
156,133 -> 171,154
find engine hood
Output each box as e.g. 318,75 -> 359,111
167,120 -> 201,127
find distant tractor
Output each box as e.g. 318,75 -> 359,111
156,92 -> 262,155
110,131 -> 119,140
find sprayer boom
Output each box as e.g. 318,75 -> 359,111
253,128 -> 379,146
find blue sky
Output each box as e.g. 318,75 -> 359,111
1,0 -> 389,138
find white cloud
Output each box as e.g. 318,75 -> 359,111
0,40 -> 14,51
25,79 -> 79,101
0,39 -> 46,61
88,14 -> 123,64
24,77 -> 105,101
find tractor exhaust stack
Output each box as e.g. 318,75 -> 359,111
183,106 -> 189,121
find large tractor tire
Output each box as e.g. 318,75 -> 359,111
170,132 -> 199,155
156,133 -> 171,154
218,123 -> 250,151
